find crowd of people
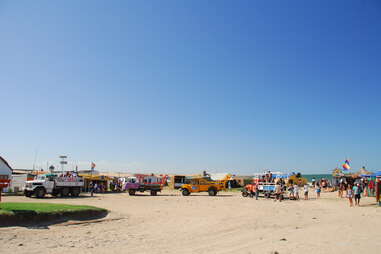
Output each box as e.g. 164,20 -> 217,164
245,178 -> 316,202
109,179 -> 124,192
58,171 -> 79,178
336,177 -> 376,207
244,174 -> 351,203
88,181 -> 107,196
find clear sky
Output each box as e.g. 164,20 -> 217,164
1,0 -> 381,174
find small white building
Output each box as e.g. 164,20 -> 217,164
10,174 -> 28,192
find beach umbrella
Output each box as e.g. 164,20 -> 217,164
372,171 -> 381,177
358,167 -> 373,177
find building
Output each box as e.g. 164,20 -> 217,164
0,157 -> 12,176
0,156 -> 13,194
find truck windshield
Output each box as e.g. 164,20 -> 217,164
36,175 -> 46,180
128,178 -> 137,183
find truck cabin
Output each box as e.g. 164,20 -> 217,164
170,175 -> 187,189
185,177 -> 209,185
35,174 -> 52,181
126,177 -> 138,183
187,178 -> 200,185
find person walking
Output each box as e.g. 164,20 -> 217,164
347,184 -> 354,207
353,183 -> 362,206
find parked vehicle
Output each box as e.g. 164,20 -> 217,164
180,175 -> 231,196
241,183 -> 255,197
24,173 -> 84,198
124,174 -> 167,196
257,182 -> 276,198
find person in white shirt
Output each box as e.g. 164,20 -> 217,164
293,184 -> 299,200
304,184 -> 309,200
274,183 -> 282,202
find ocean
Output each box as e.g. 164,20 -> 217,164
304,174 -> 332,182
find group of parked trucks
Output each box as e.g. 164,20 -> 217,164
23,172 -> 233,198
24,171 -> 306,199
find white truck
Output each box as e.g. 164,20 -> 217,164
24,173 -> 84,198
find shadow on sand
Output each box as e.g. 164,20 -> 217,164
0,209 -> 108,228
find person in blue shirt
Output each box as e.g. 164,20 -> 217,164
353,183 -> 362,206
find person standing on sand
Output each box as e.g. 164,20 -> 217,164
89,181 -> 94,197
312,177 -> 316,188
363,178 -> 368,197
369,179 -> 375,196
315,183 -> 321,198
293,184 -> 299,200
253,182 -> 259,200
339,178 -> 346,198
353,183 -> 362,206
288,185 -> 294,200
274,182 -> 282,202
347,184 -> 354,207
304,184 -> 309,200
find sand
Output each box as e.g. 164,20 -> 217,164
0,190 -> 380,254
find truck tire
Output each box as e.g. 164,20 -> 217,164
208,188 -> 217,196
128,189 -> 136,196
24,191 -> 32,198
35,187 -> 46,198
150,190 -> 157,196
182,189 -> 190,196
61,187 -> 70,197
70,187 -> 80,197
51,190 -> 59,197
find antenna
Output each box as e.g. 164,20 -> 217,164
59,155 -> 68,173
33,148 -> 39,171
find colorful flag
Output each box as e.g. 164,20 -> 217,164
342,160 -> 350,170
91,162 -> 96,170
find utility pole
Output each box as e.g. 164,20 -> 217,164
59,155 -> 68,173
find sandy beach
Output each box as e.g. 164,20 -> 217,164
0,190 -> 380,254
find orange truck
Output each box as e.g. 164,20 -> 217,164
180,175 -> 231,196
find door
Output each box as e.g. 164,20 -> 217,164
198,179 -> 209,192
45,181 -> 55,193
190,179 -> 199,193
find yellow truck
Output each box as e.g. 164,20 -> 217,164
180,175 -> 231,196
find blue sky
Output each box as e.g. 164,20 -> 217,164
1,0 -> 381,174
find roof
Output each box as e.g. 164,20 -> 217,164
0,156 -> 13,170
79,174 -> 113,181
0,156 -> 13,175
209,173 -> 230,180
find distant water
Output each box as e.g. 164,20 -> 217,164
303,174 -> 332,182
